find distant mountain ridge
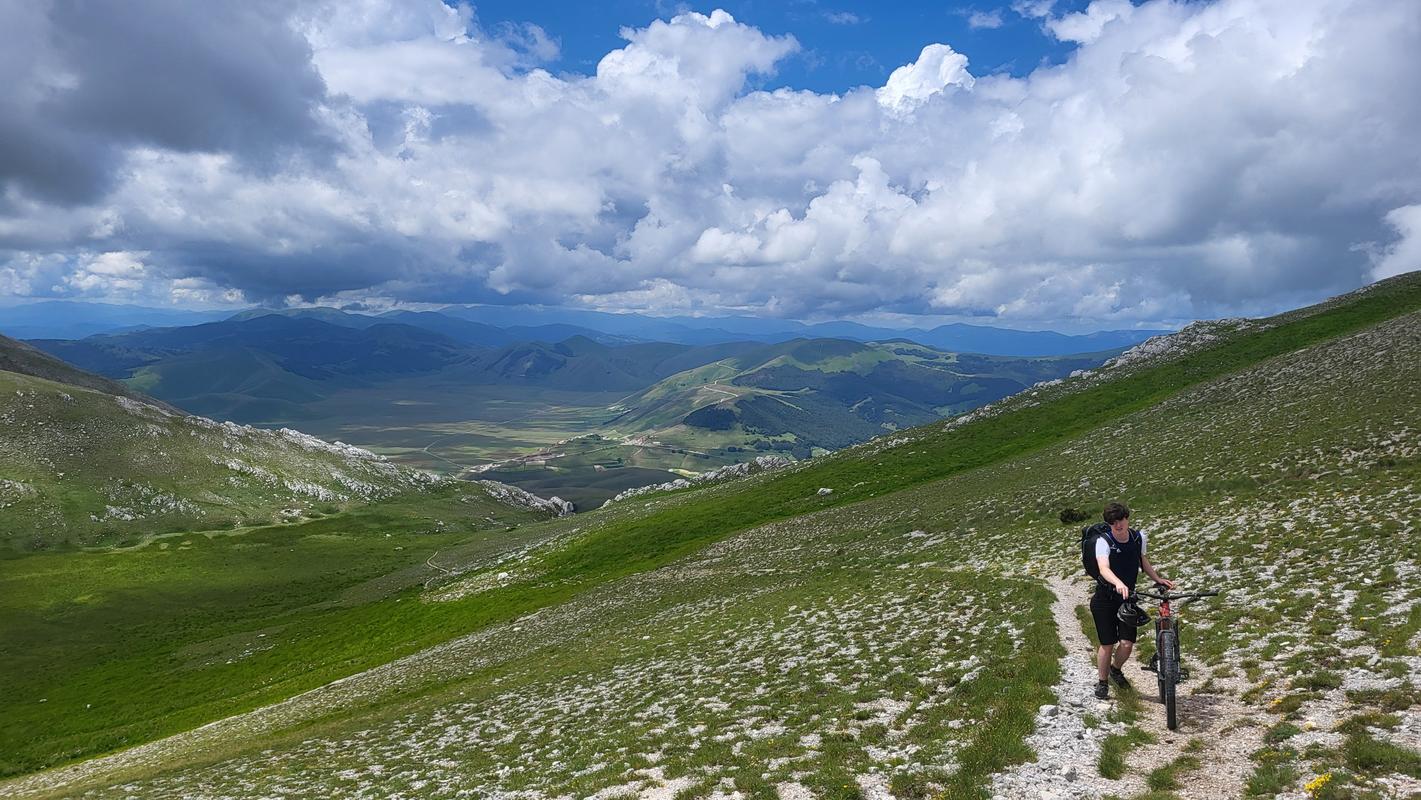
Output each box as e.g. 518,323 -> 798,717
26,316 -> 766,411
435,305 -> 1169,355
0,301 -> 232,340
3,302 -> 1167,357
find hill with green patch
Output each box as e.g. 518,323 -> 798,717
449,336 -> 761,392
0,333 -> 179,412
604,338 -> 1109,455
0,343 -> 552,552
4,273 -> 1421,799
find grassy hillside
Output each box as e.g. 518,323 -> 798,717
0,356 -> 557,776
0,369 -> 450,551
606,338 -> 1119,456
0,489 -> 553,775
5,273 -> 1421,798
0,333 -> 179,412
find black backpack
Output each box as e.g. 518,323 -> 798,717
1080,522 -> 1112,582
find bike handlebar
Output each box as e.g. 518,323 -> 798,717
1133,587 -> 1220,601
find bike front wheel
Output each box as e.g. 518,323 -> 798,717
1158,629 -> 1179,730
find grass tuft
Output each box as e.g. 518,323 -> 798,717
1099,726 -> 1154,779
1343,732 -> 1421,777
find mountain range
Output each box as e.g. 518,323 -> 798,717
3,302 -> 1168,356
0,301 -> 232,340
23,314 -> 1115,488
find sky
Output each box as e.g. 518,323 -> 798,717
464,1 -> 1085,90
1,0 -> 1419,331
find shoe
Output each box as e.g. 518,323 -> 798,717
1094,680 -> 1109,699
1110,666 -> 1131,688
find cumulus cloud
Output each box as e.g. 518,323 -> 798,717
0,0 -> 330,205
875,44 -> 974,114
1047,0 -> 1134,43
1,0 -> 1419,328
1370,205 -> 1421,281
62,251 -> 150,295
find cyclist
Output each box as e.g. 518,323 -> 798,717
1091,502 -> 1173,699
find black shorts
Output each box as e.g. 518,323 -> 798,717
1090,589 -> 1138,646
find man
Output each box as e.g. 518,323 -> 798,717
1091,501 -> 1173,699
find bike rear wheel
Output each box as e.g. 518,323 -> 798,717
1159,629 -> 1179,730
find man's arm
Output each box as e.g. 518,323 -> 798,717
1097,557 -> 1130,598
1140,554 -> 1175,589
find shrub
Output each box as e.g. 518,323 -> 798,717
1293,671 -> 1342,691
1334,712 -> 1400,734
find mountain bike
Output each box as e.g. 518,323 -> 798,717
1134,584 -> 1220,730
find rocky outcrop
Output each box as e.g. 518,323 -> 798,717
477,480 -> 575,516
601,455 -> 793,507
1100,317 -> 1253,371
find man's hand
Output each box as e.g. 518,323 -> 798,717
1157,577 -> 1176,590
1115,582 -> 1130,599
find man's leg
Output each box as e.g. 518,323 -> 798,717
1090,591 -> 1121,698
1112,640 -> 1134,669
1108,625 -> 1137,688
1097,643 -> 1114,682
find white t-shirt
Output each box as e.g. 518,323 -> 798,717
1095,530 -> 1147,559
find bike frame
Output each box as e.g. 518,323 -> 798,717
1134,585 -> 1219,730
1155,594 -> 1175,649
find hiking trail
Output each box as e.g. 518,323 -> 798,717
990,576 -> 1264,799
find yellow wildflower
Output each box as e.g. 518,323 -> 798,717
1304,771 -> 1332,797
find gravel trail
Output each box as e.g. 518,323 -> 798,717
990,577 -> 1117,800
1106,605 -> 1265,799
991,576 -> 1264,800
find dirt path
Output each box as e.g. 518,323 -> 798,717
1106,603 -> 1267,799
422,548 -> 452,589
990,577 -> 1264,799
990,577 -> 1120,800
